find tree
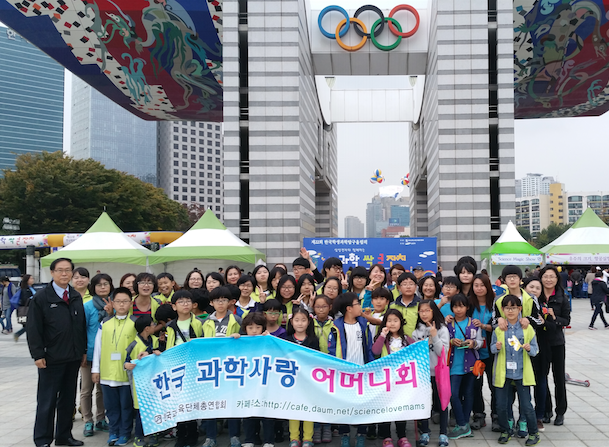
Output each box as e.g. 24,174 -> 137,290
184,202 -> 209,225
531,222 -> 572,249
517,226 -> 531,242
0,151 -> 191,234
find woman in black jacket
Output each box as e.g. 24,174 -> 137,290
588,271 -> 609,329
14,274 -> 35,341
539,265 -> 571,426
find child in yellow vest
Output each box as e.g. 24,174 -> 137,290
167,290 -> 204,446
201,286 -> 242,447
490,295 -> 540,446
124,314 -> 161,447
91,287 -> 138,446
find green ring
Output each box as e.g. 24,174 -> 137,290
370,17 -> 402,51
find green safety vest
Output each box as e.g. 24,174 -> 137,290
492,326 -> 536,388
99,315 -> 138,382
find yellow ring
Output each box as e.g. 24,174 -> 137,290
335,18 -> 367,51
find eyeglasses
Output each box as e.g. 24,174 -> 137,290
96,282 -> 110,287
292,266 -> 306,271
503,306 -> 520,312
350,302 -> 361,307
281,285 -> 295,290
138,282 -> 154,286
442,285 -> 457,290
314,305 -> 329,309
265,311 -> 280,316
113,300 -> 132,305
175,298 -> 192,304
325,287 -> 339,292
213,298 -> 230,304
329,266 -> 342,271
53,269 -> 73,274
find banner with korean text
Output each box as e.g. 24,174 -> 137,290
133,337 -> 431,435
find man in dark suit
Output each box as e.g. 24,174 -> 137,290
27,258 -> 87,447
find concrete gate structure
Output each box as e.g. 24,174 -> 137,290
2,0 -> 607,269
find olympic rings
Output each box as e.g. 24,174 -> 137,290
370,17 -> 402,51
336,18 -> 367,52
318,4 -> 420,51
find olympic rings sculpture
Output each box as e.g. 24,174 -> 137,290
318,4 -> 420,52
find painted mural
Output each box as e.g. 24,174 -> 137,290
0,0 -> 223,121
514,0 -> 609,118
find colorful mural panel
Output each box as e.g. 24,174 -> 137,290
514,0 -> 609,118
0,0 -> 223,121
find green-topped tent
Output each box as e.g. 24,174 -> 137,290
542,208 -> 609,265
40,212 -> 152,282
480,221 -> 543,281
149,210 -> 266,282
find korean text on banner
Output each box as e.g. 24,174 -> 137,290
133,337 -> 431,435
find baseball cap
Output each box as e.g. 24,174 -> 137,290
413,266 -> 424,271
0,276 -> 9,282
596,266 -> 601,270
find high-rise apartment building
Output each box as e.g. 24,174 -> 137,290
71,76 -> 157,185
515,195 -> 550,237
344,216 -> 364,238
0,28 -> 63,173
516,173 -> 555,198
157,121 -> 224,218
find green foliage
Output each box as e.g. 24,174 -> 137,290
517,226 -> 532,243
0,151 -> 191,234
530,222 -> 572,249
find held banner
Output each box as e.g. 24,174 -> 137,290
134,337 -> 431,435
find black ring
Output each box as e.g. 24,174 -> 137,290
353,5 -> 384,38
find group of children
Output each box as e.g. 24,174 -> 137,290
79,256 -> 547,447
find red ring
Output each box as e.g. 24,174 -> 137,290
388,5 -> 420,38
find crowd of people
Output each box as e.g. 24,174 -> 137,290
1,252 -> 581,447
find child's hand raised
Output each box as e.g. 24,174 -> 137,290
292,294 -> 304,306
427,321 -> 437,337
381,327 -> 390,337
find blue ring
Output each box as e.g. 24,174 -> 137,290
318,5 -> 349,39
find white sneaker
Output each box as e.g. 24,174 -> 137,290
263,444 -> 275,447
242,444 -> 254,447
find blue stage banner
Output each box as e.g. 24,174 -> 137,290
133,337 -> 431,435
303,237 -> 438,275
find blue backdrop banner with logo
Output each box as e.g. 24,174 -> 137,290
133,337 -> 431,435
303,237 -> 438,274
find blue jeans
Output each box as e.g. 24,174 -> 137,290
496,379 -> 537,435
450,373 -> 475,427
101,385 -> 133,438
1,307 -> 13,331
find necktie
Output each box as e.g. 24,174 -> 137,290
63,289 -> 69,304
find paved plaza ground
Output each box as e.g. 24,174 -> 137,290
1,299 -> 608,447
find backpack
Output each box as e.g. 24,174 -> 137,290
9,286 -> 20,307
